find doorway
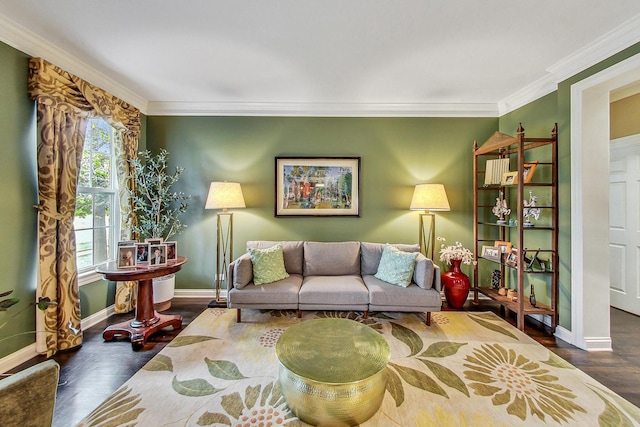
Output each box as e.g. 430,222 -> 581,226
571,52 -> 640,351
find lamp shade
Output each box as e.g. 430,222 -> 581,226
205,182 -> 246,210
409,184 -> 450,211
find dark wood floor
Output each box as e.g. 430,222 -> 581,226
10,298 -> 640,427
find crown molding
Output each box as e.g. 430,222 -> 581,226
146,101 -> 499,117
498,13 -> 640,116
0,13 -> 148,113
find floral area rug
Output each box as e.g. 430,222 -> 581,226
77,309 -> 640,426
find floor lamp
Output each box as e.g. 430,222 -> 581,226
410,184 -> 450,260
205,181 -> 246,308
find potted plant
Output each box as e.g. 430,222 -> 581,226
128,149 -> 190,309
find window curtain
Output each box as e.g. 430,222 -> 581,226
28,58 -> 140,356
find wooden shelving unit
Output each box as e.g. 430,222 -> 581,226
472,123 -> 559,332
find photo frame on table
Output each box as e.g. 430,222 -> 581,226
145,238 -> 163,245
501,171 -> 517,186
165,241 -> 177,261
117,245 -> 137,269
135,242 -> 150,265
275,157 -> 361,217
149,244 -> 168,267
481,245 -> 501,262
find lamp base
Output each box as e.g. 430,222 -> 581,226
207,299 -> 227,308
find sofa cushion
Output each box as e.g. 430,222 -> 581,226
364,275 -> 442,308
299,275 -> 369,305
374,245 -> 419,287
360,242 -> 420,275
249,244 -> 289,285
247,241 -> 304,275
233,253 -> 253,289
413,253 -> 435,290
228,274 -> 303,305
303,241 -> 361,276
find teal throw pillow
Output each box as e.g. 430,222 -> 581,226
374,244 -> 419,287
249,244 -> 289,285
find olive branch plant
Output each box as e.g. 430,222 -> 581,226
128,149 -> 191,241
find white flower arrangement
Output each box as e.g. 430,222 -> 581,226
437,237 -> 476,265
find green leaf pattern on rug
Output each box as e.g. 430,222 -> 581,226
418,359 -> 470,397
468,313 -> 518,340
543,352 -> 576,370
171,375 -> 221,396
463,343 -> 587,423
390,321 -> 423,356
388,362 -> 448,397
167,335 -> 219,347
589,385 -> 640,426
205,358 -> 248,380
80,386 -> 144,426
384,366 -> 405,407
143,354 -> 173,372
418,341 -> 467,358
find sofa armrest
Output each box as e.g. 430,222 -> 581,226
228,252 -> 253,290
433,264 -> 441,292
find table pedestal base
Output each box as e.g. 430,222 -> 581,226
103,312 -> 182,347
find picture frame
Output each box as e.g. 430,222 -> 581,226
501,171 -> 517,186
494,240 -> 512,255
117,245 -> 137,269
165,241 -> 177,261
149,244 -> 168,267
506,248 -> 518,267
521,161 -> 539,184
135,242 -> 150,265
275,157 -> 361,217
145,238 -> 163,245
481,245 -> 501,261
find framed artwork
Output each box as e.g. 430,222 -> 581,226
506,248 -> 518,267
165,241 -> 177,261
149,244 -> 168,267
481,245 -> 501,261
135,242 -> 150,265
117,245 -> 137,269
501,171 -> 517,186
494,240 -> 512,254
275,157 -> 361,217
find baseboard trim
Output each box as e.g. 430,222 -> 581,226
81,305 -> 116,330
0,343 -> 38,374
174,289 -> 218,298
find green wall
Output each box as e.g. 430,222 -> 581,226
0,42 -> 37,357
146,117 -> 497,289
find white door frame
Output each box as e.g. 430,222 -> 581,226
570,52 -> 640,351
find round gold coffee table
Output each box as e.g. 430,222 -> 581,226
275,318 -> 389,426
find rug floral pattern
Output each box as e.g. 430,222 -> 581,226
77,309 -> 640,426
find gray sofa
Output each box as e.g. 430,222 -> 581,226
227,241 -> 442,324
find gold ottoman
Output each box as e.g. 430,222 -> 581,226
275,318 -> 389,426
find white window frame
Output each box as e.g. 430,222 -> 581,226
76,119 -> 121,286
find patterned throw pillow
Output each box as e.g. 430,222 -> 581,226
374,244 -> 419,287
249,244 -> 289,285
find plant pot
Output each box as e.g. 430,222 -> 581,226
442,259 -> 470,309
153,274 -> 175,312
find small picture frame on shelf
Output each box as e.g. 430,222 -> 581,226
481,245 -> 501,262
117,245 -> 137,269
165,241 -> 177,261
501,171 -> 518,186
506,248 -> 518,267
494,240 -> 512,255
149,244 -> 168,267
135,242 -> 150,265
521,161 -> 539,184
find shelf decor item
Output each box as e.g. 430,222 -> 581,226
438,238 -> 475,309
492,191 -> 510,224
523,191 -> 541,227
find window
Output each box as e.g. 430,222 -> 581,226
74,118 -> 120,282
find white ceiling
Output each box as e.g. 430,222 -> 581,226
2,1 -> 640,116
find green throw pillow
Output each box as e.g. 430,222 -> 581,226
374,244 -> 418,287
249,244 -> 289,285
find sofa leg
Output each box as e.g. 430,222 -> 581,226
363,311 -> 368,319
297,309 -> 302,318
237,309 -> 241,323
425,312 -> 431,326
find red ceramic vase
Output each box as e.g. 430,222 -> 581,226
442,259 -> 470,309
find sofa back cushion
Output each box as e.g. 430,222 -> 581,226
360,242 -> 420,276
246,241 -> 304,275
303,241 -> 361,276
